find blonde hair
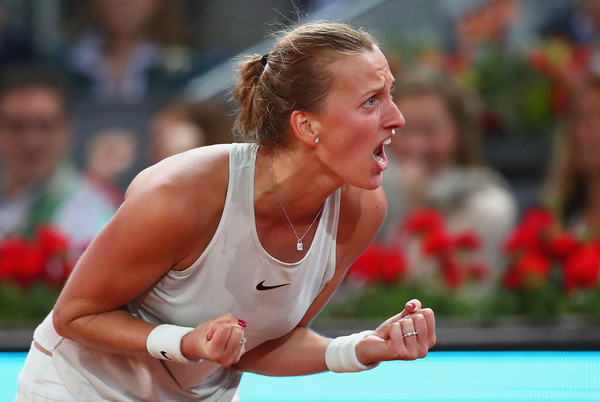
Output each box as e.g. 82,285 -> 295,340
232,21 -> 377,148
543,74 -> 600,222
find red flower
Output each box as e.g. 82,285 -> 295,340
0,238 -> 45,287
545,230 -> 580,260
503,252 -> 551,290
36,226 -> 69,258
563,245 -> 600,293
0,237 -> 29,280
522,208 -> 555,230
348,243 -> 406,285
440,255 -> 465,289
403,209 -> 444,235
348,244 -> 382,282
379,247 -> 407,285
422,229 -> 453,256
504,208 -> 555,254
453,231 -> 482,250
465,262 -> 491,280
15,243 -> 46,287
0,226 -> 74,287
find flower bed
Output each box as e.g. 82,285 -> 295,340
0,226 -> 73,326
319,208 -> 600,323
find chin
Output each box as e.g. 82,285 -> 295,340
352,174 -> 383,191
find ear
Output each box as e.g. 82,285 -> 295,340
290,110 -> 320,147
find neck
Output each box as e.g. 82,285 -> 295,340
103,33 -> 147,80
104,32 -> 145,54
261,146 -> 337,222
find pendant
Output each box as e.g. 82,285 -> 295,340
297,239 -> 304,251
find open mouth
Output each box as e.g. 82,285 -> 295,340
373,137 -> 392,166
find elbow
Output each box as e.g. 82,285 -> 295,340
52,303 -> 75,339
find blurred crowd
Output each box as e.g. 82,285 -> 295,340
0,0 -> 234,262
1,0 -> 600,297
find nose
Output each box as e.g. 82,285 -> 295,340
387,100 -> 405,130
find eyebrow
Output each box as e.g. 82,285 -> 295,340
362,82 -> 387,98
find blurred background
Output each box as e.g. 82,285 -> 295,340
1,0 -> 600,351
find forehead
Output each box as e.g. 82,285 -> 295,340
327,48 -> 393,95
0,87 -> 64,113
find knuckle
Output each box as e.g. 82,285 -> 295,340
223,313 -> 237,322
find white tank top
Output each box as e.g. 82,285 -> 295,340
34,142 -> 340,401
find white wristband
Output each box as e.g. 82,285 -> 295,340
325,330 -> 380,373
146,324 -> 199,364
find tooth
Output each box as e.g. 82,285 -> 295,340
374,155 -> 383,163
384,138 -> 391,145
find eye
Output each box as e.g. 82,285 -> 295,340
363,97 -> 375,107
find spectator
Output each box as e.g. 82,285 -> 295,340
84,128 -> 138,207
148,99 -> 232,164
381,68 -> 517,275
544,73 -> 600,239
57,0 -> 200,104
0,63 -> 116,256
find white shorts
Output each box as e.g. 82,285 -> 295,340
15,342 -> 75,402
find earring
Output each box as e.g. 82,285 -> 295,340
314,137 -> 320,144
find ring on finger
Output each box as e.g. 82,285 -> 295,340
402,331 -> 418,339
239,337 -> 247,345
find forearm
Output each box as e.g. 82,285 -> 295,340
53,307 -> 155,355
233,327 -> 330,376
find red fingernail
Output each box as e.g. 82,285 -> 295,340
407,302 -> 416,310
238,319 -> 247,328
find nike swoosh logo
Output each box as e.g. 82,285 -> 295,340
161,351 -> 171,360
256,280 -> 290,291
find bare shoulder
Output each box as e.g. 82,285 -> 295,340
126,144 -> 231,209
127,144 -> 231,197
119,144 -> 232,256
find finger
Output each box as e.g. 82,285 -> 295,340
421,308 -> 436,348
399,319 -> 418,360
232,334 -> 247,365
412,314 -> 429,358
212,313 -> 247,328
205,324 -> 233,361
398,299 -> 422,319
223,326 -> 246,366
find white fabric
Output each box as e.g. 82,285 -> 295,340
28,143 -> 340,401
325,330 -> 379,373
146,324 -> 198,363
16,342 -> 75,401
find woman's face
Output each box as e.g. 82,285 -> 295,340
391,93 -> 458,178
309,47 -> 405,190
571,88 -> 600,178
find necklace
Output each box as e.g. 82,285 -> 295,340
270,156 -> 324,251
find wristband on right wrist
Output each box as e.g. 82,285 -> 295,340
325,330 -> 380,373
146,324 -> 200,364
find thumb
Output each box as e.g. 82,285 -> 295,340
398,299 -> 421,319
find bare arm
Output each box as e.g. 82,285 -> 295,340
52,146 -> 246,365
